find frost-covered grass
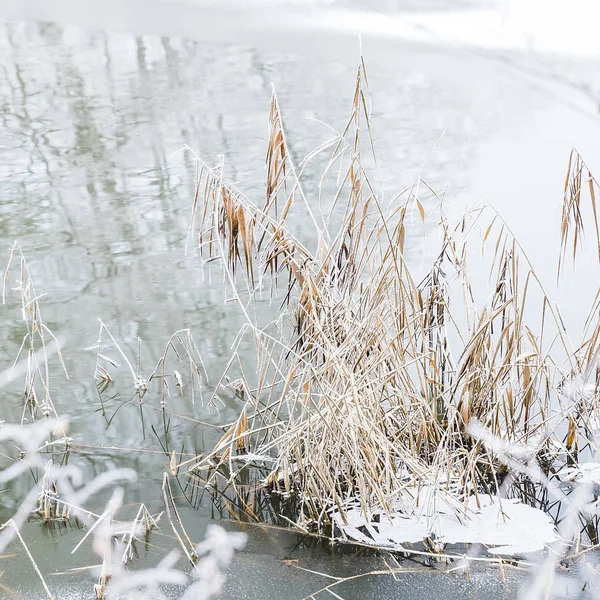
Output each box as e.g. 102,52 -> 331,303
0,247 -> 246,599
0,416 -> 246,600
180,56 -> 600,576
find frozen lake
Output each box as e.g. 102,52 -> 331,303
0,0 -> 599,598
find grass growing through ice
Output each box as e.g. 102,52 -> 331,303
180,58 -> 600,563
0,346 -> 246,600
0,236 -> 245,599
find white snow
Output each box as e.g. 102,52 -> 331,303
332,491 -> 557,555
290,0 -> 600,59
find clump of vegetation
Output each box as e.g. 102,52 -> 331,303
181,58 -> 600,558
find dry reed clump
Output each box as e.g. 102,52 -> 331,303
183,59 -> 600,546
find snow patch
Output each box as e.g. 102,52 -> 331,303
332,492 -> 556,555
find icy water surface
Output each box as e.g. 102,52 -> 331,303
0,1 -> 600,598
